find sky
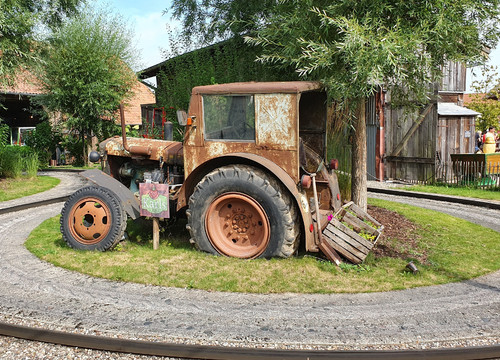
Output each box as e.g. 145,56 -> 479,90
100,0 -> 500,93
96,0 -> 176,72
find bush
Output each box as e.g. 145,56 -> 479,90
0,146 -> 39,179
0,146 -> 24,178
23,120 -> 62,165
61,134 -> 85,167
0,121 -> 9,147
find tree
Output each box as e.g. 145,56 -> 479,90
169,0 -> 276,44
467,65 -> 500,132
0,0 -> 82,85
244,0 -> 500,210
35,5 -> 137,165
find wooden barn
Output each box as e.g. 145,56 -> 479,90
382,62 -> 480,183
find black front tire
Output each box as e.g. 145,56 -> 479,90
60,186 -> 127,251
186,165 -> 300,259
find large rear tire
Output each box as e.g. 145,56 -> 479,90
60,186 -> 127,251
186,165 -> 300,259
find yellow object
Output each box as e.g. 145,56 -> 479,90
483,132 -> 496,153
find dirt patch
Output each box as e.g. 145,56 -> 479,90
367,205 -> 428,264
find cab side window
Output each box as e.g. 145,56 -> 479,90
203,95 -> 255,141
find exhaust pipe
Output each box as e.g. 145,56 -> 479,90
120,103 -> 151,156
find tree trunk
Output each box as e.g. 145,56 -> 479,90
351,100 -> 367,211
81,129 -> 88,167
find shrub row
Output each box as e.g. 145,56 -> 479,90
0,146 -> 39,179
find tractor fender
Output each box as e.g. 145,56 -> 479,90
80,169 -> 141,220
175,153 -> 316,251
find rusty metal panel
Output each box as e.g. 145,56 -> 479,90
183,144 -> 299,182
255,94 -> 297,151
104,137 -> 183,165
80,169 -> 141,219
184,94 -> 203,147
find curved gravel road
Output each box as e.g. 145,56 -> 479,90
0,173 -> 499,358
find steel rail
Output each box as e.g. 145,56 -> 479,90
1,321 -> 499,360
0,178 -> 499,359
367,186 -> 500,210
0,196 -> 70,215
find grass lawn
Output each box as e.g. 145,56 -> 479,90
400,184 -> 500,201
0,176 -> 61,202
25,198 -> 500,294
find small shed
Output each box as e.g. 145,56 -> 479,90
437,103 -> 479,161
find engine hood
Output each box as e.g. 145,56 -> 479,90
100,136 -> 183,166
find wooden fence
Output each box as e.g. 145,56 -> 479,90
435,160 -> 500,189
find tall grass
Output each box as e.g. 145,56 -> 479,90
24,152 -> 39,178
327,131 -> 352,201
0,147 -> 24,178
0,146 -> 39,179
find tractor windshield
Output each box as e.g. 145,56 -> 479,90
203,95 -> 255,141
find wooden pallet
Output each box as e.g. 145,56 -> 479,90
322,202 -> 383,264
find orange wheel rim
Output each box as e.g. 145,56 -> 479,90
68,197 -> 112,245
205,192 -> 270,259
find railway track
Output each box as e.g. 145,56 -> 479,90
0,177 -> 499,359
1,321 -> 500,360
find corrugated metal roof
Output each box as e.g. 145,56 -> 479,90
438,103 -> 480,116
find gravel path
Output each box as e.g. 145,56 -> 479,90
0,174 -> 499,359
0,171 -> 87,212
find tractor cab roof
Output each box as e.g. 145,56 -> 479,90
191,81 -> 323,95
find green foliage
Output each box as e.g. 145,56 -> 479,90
0,146 -> 36,178
169,0 -> 277,44
339,263 -> 372,273
61,134 -> 84,167
24,152 -> 39,178
0,0 -> 82,85
0,121 -> 10,147
141,118 -> 164,140
35,4 -> 137,165
23,120 -> 62,164
246,0 -> 500,109
467,65 -> 500,132
156,37 -> 297,131
0,147 -> 23,178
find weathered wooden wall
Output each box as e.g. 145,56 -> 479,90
382,61 -> 468,183
384,99 -> 438,182
440,62 -> 467,93
437,116 -> 475,162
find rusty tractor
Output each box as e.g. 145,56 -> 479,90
61,81 -> 363,263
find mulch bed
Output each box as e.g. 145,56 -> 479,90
367,205 -> 428,264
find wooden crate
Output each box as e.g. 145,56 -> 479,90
322,202 -> 383,264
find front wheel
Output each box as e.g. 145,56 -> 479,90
186,165 -> 300,259
60,186 -> 127,251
